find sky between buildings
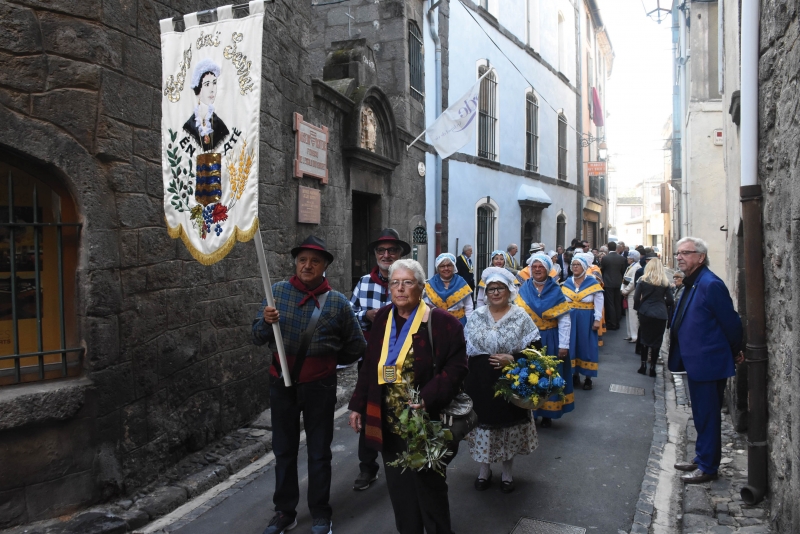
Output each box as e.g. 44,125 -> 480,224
603,0 -> 674,189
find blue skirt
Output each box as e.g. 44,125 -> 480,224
533,327 -> 575,419
569,308 -> 599,377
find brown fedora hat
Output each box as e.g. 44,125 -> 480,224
368,228 -> 411,256
291,235 -> 334,263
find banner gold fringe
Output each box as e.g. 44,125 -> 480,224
166,217 -> 260,266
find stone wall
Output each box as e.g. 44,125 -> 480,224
756,0 -> 800,530
0,0 -> 426,528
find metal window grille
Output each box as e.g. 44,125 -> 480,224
558,113 -> 568,180
475,205 -> 496,283
478,66 -> 498,161
525,93 -> 539,172
0,171 -> 83,386
589,175 -> 606,199
409,21 -> 424,103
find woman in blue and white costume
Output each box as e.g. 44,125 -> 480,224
424,253 -> 474,325
562,252 -> 604,391
476,250 -> 519,307
516,253 -> 574,427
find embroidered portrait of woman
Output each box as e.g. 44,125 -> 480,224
183,58 -> 230,152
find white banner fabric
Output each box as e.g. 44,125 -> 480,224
160,2 -> 264,265
425,68 -> 492,160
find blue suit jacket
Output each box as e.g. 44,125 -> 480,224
668,267 -> 742,381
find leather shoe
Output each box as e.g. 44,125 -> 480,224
674,462 -> 699,472
681,469 -> 718,484
500,479 -> 515,493
474,470 -> 492,491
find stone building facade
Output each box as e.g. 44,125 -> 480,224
0,0 -> 426,528
749,2 -> 800,530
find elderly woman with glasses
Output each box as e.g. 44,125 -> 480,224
516,253 -> 573,428
562,253 -> 604,391
348,259 -> 468,534
424,253 -> 474,324
476,250 -> 519,307
464,267 -> 541,494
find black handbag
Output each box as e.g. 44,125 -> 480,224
427,311 -> 478,442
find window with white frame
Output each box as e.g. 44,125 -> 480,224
526,0 -> 539,48
557,12 -> 565,73
478,63 -> 498,161
408,21 -> 424,103
525,90 -> 539,172
557,113 -> 568,180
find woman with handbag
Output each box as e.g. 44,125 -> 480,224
633,259 -> 674,377
516,253 -> 573,428
464,267 -> 541,494
621,250 -> 642,343
348,259 -> 467,534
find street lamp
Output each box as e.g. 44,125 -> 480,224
641,0 -> 671,24
598,141 -> 608,161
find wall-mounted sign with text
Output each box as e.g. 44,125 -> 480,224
293,113 -> 328,183
587,161 -> 607,176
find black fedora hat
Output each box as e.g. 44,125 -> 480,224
291,235 -> 334,264
368,228 -> 411,256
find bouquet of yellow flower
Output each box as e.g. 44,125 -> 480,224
494,347 -> 566,410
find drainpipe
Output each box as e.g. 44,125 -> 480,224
739,0 -> 767,506
428,0 -> 443,256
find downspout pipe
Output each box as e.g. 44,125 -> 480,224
428,0 -> 443,256
739,0 -> 767,506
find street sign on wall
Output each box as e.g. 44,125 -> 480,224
293,113 -> 329,183
587,161 -> 606,176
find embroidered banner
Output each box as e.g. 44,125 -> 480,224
159,2 -> 264,265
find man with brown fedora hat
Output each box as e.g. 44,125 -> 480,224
253,235 -> 366,534
348,228 -> 410,491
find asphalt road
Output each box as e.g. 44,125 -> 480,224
173,318 -> 654,534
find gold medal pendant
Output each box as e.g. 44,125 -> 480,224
383,365 -> 397,383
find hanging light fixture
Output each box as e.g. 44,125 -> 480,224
641,0 -> 671,24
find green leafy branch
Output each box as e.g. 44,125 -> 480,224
166,128 -> 194,213
386,386 -> 453,476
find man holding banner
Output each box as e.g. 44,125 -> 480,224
253,236 -> 366,534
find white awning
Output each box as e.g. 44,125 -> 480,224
517,184 -> 552,206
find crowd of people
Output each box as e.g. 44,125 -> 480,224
251,230 -> 740,534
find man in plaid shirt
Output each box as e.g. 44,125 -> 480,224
253,236 -> 365,534
348,228 -> 411,491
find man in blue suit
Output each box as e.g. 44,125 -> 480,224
668,237 -> 744,484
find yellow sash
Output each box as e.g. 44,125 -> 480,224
425,283 -> 472,310
515,296 -> 558,330
377,300 -> 426,385
570,301 -> 595,310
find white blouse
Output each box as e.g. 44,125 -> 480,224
464,305 -> 541,357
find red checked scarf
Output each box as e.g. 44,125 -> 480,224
368,266 -> 389,288
289,276 -> 332,308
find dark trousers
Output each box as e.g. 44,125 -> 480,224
270,373 -> 337,520
687,377 -> 727,475
382,432 -> 454,534
604,287 -> 622,329
357,360 -> 380,475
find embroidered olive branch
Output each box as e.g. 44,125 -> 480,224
166,128 -> 194,213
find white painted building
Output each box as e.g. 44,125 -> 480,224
428,0 -> 582,278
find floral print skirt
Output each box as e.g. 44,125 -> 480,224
466,420 -> 538,463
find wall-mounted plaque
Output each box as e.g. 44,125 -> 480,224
293,112 -> 329,183
298,185 -> 321,224
587,161 -> 607,176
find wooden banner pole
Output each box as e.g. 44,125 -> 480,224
254,230 -> 292,387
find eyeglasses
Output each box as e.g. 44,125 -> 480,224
389,279 -> 417,288
376,247 -> 402,255
674,250 -> 699,257
485,287 -> 508,295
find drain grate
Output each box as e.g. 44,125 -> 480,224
609,383 -> 646,396
510,517 -> 586,534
